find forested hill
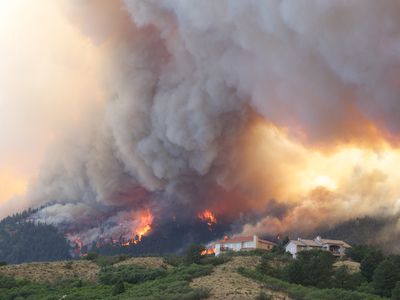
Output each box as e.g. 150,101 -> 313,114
0,209 -> 71,264
316,216 -> 399,252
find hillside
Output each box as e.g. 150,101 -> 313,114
0,209 -> 71,264
0,250 -> 390,300
0,255 -> 278,300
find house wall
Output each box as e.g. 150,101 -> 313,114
215,243 -> 221,256
243,241 -> 256,248
214,235 -> 275,256
257,240 -> 274,251
215,238 -> 257,256
285,242 -> 297,258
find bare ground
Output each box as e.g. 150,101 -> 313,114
190,256 -> 290,300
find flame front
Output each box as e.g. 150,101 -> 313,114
198,210 -> 217,228
122,209 -> 154,246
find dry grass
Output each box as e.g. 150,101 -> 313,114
0,257 -> 170,283
0,260 -> 100,282
334,260 -> 360,273
114,257 -> 170,269
190,256 -> 290,300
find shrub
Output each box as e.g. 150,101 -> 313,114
332,265 -> 366,290
170,264 -> 213,281
163,255 -> 184,267
199,254 -> 231,266
95,254 -> 130,267
0,261 -> 7,267
84,252 -> 99,261
185,244 -> 206,264
255,291 -> 272,300
99,265 -> 167,285
0,273 -> 17,288
392,282 -> 400,300
112,280 -> 125,295
238,267 -> 384,300
179,287 -> 210,300
357,282 -> 375,294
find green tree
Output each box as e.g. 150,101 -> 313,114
285,250 -> 335,288
373,256 -> 400,297
392,282 -> 400,300
185,244 -> 205,264
361,250 -> 384,282
346,245 -> 377,262
332,266 -> 366,290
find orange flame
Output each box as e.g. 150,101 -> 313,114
122,209 -> 154,246
201,248 -> 215,256
65,234 -> 85,256
198,209 -> 217,227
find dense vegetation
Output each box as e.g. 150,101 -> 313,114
0,266 -> 210,300
0,209 -> 71,264
239,243 -> 400,300
3,241 -> 400,299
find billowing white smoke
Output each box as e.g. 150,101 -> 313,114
29,0 -> 400,245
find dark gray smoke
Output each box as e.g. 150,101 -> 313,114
26,0 -> 400,247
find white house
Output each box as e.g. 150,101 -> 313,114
213,235 -> 276,256
285,236 -> 351,258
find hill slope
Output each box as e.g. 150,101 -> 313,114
0,209 -> 71,264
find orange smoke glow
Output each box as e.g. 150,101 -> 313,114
217,115 -> 400,235
0,170 -> 28,204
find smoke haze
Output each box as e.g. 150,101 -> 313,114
2,0 -> 400,249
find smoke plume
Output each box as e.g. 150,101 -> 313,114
17,0 -> 400,249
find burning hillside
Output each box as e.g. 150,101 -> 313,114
3,0 -> 400,252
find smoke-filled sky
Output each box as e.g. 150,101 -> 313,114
2,0 -> 400,247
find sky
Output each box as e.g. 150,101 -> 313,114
0,0 -> 103,216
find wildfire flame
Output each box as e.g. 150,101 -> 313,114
197,209 -> 217,230
201,248 -> 215,256
122,209 -> 154,246
65,234 -> 85,256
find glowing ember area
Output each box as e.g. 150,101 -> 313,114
65,234 -> 84,255
198,210 -> 217,229
122,209 -> 154,246
201,248 -> 215,256
237,119 -> 400,236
